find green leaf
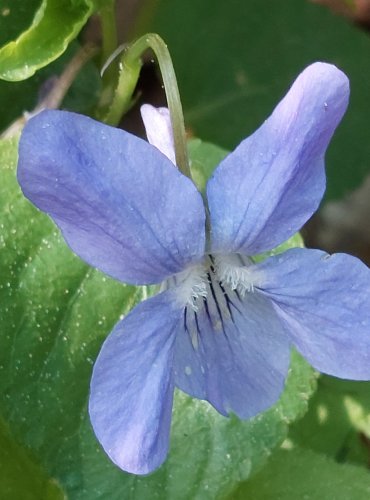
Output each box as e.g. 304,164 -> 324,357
188,138 -> 227,193
0,0 -> 42,47
232,447 -> 370,499
0,42 -> 101,133
90,0 -> 116,9
148,0 -> 370,200
289,375 -> 370,466
0,137 -> 316,498
0,0 -> 94,81
0,416 -> 64,500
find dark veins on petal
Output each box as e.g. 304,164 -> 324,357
183,255 -> 243,348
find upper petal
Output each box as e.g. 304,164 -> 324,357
173,275 -> 291,418
17,110 -> 205,285
207,62 -> 349,255
140,104 -> 176,164
89,289 -> 183,475
255,248 -> 370,380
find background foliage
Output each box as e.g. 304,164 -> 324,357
1,0 -> 370,498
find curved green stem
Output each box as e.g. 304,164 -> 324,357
101,34 -> 190,179
127,34 -> 190,178
101,54 -> 142,126
99,0 -> 118,94
100,0 -> 118,64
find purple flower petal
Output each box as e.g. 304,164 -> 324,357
207,62 -> 349,255
256,248 -> 370,380
140,105 -> 176,164
17,110 -> 205,285
89,289 -> 183,475
173,284 -> 291,418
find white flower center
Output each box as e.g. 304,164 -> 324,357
168,253 -> 263,311
214,254 -> 262,296
170,254 -> 262,349
171,264 -> 208,310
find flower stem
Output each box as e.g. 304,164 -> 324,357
98,0 -> 119,110
130,34 -> 190,178
100,53 -> 142,126
100,0 -> 118,65
100,33 -> 191,179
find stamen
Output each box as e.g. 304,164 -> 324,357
215,254 -> 263,296
172,264 -> 208,310
173,254 -> 262,350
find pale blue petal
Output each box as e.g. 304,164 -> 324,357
256,248 -> 370,379
207,63 -> 349,255
18,110 -> 205,285
140,104 -> 176,164
89,290 -> 183,475
174,283 -> 291,418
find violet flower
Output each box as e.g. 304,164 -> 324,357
17,62 -> 370,475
